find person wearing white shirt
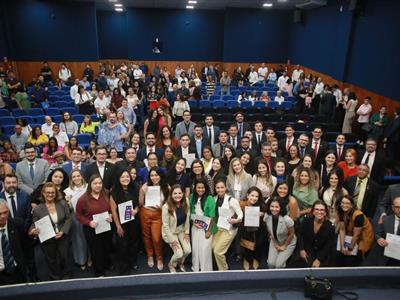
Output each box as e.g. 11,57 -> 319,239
41,115 -> 55,136
107,74 -> 119,90
277,72 -> 289,90
52,124 -> 69,149
175,65 -> 183,79
291,65 -> 303,83
58,63 -> 71,83
133,66 -> 143,80
274,90 -> 285,105
258,63 -> 268,82
267,68 -> 277,84
94,91 -> 111,116
79,77 -> 91,90
314,78 -> 324,95
70,79 -> 80,101
248,68 -> 259,86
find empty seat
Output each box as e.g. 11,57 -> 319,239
188,100 -> 198,109
72,114 -> 84,123
222,95 -> 235,101
267,102 -> 279,109
46,108 -> 60,116
61,107 -> 78,115
199,100 -> 211,108
76,133 -> 92,145
209,95 -> 221,101
0,109 -> 9,117
212,100 -> 225,109
29,108 -> 45,116
19,115 -> 34,124
226,101 -> 239,109
240,101 -> 253,109
0,116 -> 16,126
11,109 -> 27,117
1,125 -> 15,135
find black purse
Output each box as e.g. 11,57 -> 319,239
304,276 -> 333,300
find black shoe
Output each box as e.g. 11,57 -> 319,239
131,265 -> 140,271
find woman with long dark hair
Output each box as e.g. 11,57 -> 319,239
42,137 -> 63,164
166,158 -> 191,197
272,181 -> 299,221
190,159 -> 214,195
317,150 -> 344,190
157,125 -> 179,149
110,169 -> 141,274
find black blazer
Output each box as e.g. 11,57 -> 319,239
0,190 -> 32,232
328,144 -> 349,162
385,117 -> 400,143
114,159 -> 145,172
357,150 -> 385,184
236,147 -> 258,159
203,125 -> 220,145
6,218 -> 29,280
344,176 -> 379,219
298,216 -> 335,266
252,132 -> 267,151
136,147 -> 164,162
84,161 -> 116,190
307,140 -> 329,167
316,165 -> 344,189
278,137 -> 297,156
190,137 -> 211,158
236,122 -> 251,137
175,146 -> 198,160
378,183 -> 400,216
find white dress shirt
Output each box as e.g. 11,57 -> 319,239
97,163 -> 105,179
4,192 -> 17,218
361,151 -> 375,172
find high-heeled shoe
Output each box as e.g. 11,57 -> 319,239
157,260 -> 164,271
168,263 -> 176,273
243,259 -> 250,271
253,259 -> 260,270
178,264 -> 186,272
147,257 -> 154,268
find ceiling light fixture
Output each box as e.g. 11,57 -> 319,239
186,5 -> 194,9
188,1 -> 197,4
109,0 -> 117,2
115,8 -> 123,12
114,4 -> 123,7
263,3 -> 273,7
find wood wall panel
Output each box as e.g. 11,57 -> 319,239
12,60 -> 400,115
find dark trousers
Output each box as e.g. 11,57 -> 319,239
336,250 -> 363,267
115,219 -> 140,273
83,226 -> 112,276
40,235 -> 71,280
0,267 -> 25,286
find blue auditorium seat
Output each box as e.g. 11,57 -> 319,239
267,102 -> 279,109
281,102 -> 293,110
46,108 -> 60,116
0,116 -> 16,126
222,95 -> 235,101
1,125 -> 15,135
188,100 -> 198,109
11,109 -> 27,117
199,100 -> 212,108
76,134 -> 92,145
54,101 -> 69,108
0,109 -> 9,117
240,101 -> 253,109
72,114 -> 84,123
254,101 -> 266,109
29,108 -> 45,116
226,101 -> 239,109
209,95 -> 221,101
212,100 -> 225,109
61,107 -> 78,115
52,115 -> 62,123
19,115 -> 34,124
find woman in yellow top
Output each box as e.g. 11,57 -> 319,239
28,126 -> 49,150
79,115 -> 99,135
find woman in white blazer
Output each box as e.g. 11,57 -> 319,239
162,184 -> 191,273
212,179 -> 243,271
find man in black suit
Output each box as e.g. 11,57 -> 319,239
191,125 -> 210,159
236,135 -> 258,159
212,130 -> 230,158
175,133 -> 197,161
278,124 -> 296,156
344,164 -> 379,219
319,85 -> 336,121
234,111 -> 250,138
329,133 -> 348,162
358,138 -> 385,184
228,124 -> 240,149
252,121 -> 266,152
115,147 -> 145,172
203,114 -> 220,146
384,108 -> 400,162
378,183 -> 400,222
308,126 -> 328,167
84,146 -> 115,190
0,200 -> 29,285
297,133 -> 311,159
136,132 -> 164,162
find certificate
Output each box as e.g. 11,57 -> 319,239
118,200 -> 135,224
92,211 -> 111,234
217,207 -> 233,231
244,206 -> 260,227
35,215 -> 56,243
384,233 -> 400,261
336,235 -> 358,256
183,153 -> 196,167
145,186 -> 161,207
192,215 -> 211,231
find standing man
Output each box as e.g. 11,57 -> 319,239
84,146 -> 115,190
203,114 -> 220,146
175,110 -> 196,139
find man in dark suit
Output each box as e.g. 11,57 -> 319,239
328,134 -> 348,162
278,124 -> 297,156
228,124 -> 241,149
84,146 -> 115,190
62,148 -> 87,175
0,174 -> 32,232
378,183 -> 400,222
252,121 -> 267,152
236,135 -> 258,159
115,147 -> 145,172
344,164 -> 380,219
255,142 -> 277,171
358,138 -> 385,184
136,132 -> 164,162
212,130 -> 230,158
235,112 -> 250,138
175,133 -> 197,160
297,133 -> 311,159
0,200 -> 29,285
307,126 -> 328,167
203,114 -> 220,146
319,85 -> 337,121
374,196 -> 400,266
191,125 -> 210,159
384,108 -> 400,162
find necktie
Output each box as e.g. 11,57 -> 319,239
233,138 -> 236,148
1,229 -> 15,272
365,154 -> 370,165
29,164 -> 35,181
338,146 -> 342,159
286,138 -> 291,151
208,127 -> 212,143
353,178 -> 362,205
239,124 -> 243,136
9,195 -> 17,218
300,148 -> 305,158
221,145 -> 225,157
258,134 -> 261,145
313,141 -> 319,161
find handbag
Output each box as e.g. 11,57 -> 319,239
240,238 -> 256,251
304,276 -> 333,300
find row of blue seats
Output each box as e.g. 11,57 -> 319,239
188,100 -> 295,110
0,114 -> 98,127
202,94 -> 294,101
0,107 -> 81,117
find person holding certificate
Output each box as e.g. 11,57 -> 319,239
240,187 -> 265,270
336,196 -> 374,267
189,178 -> 216,272
110,169 -> 140,274
212,179 -> 243,271
298,201 -> 335,268
264,197 -> 296,269
29,182 -> 72,280
162,185 -> 191,273
139,167 -> 170,271
64,170 -> 89,270
76,175 -> 113,277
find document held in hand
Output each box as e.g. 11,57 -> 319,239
35,215 -> 56,243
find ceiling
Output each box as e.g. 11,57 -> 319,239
83,0 -> 317,11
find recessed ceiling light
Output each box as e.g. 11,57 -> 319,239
186,5 -> 194,9
115,8 -> 123,12
114,3 -> 123,7
109,0 -> 117,2
263,3 -> 273,7
188,1 -> 197,4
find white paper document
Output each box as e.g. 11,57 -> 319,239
336,235 -> 358,255
118,200 -> 135,224
192,215 -> 211,231
217,207 -> 233,231
92,211 -> 111,234
384,233 -> 400,261
244,206 -> 260,227
145,186 -> 161,207
35,215 -> 56,243
183,153 -> 196,167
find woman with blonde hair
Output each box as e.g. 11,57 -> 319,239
226,157 -> 254,201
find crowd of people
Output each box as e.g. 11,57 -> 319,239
0,59 -> 399,286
